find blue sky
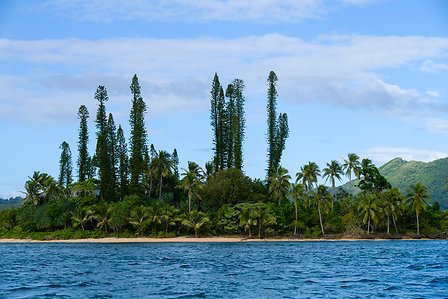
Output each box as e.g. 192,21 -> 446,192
0,0 -> 448,198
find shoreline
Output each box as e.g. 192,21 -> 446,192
0,236 -> 443,243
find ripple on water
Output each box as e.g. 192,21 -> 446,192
0,241 -> 447,298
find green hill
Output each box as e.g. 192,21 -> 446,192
0,197 -> 22,210
341,157 -> 448,209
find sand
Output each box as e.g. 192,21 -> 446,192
0,236 -> 436,243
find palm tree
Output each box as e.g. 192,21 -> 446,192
145,166 -> 157,198
381,188 -> 404,234
342,153 -> 361,194
94,204 -> 112,234
357,193 -> 380,234
151,150 -> 173,199
268,165 -> 291,205
182,210 -> 210,237
239,207 -> 257,238
407,182 -> 431,235
23,172 -> 60,205
71,207 -> 94,231
204,161 -> 214,180
160,204 -> 180,233
322,160 -> 343,210
129,206 -> 150,236
296,162 -> 320,192
313,185 -> 331,235
290,183 -> 306,235
254,206 -> 276,238
180,162 -> 203,212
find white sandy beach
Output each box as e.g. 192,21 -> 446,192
0,236 -> 435,243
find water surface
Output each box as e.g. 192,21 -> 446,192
1,241 -> 447,298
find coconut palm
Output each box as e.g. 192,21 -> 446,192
407,182 -> 431,235
296,162 -> 320,192
180,162 -> 204,212
204,161 -> 214,180
151,150 -> 173,199
94,204 -> 112,233
254,206 -> 276,238
160,204 -> 181,233
129,206 -> 150,236
268,165 -> 291,205
239,207 -> 257,238
290,183 -> 306,235
342,153 -> 361,194
357,193 -> 380,234
23,172 -> 60,205
182,210 -> 210,237
322,160 -> 343,210
145,166 -> 157,198
71,207 -> 94,231
381,188 -> 404,234
313,185 -> 331,235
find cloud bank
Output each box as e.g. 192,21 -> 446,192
0,34 -> 447,123
36,0 -> 379,23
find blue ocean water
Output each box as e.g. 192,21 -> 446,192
0,241 -> 447,298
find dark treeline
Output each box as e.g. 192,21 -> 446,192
1,72 -> 447,240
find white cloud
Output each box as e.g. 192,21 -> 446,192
363,147 -> 448,164
419,60 -> 448,73
35,0 -> 381,23
0,34 -> 447,123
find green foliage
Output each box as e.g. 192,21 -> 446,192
202,169 -> 260,210
58,141 -> 73,188
129,74 -> 148,196
268,165 -> 291,206
182,210 -> 210,237
266,71 -> 289,180
77,105 -> 91,182
117,125 -> 129,200
95,85 -> 114,200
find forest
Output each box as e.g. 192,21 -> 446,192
1,71 -> 447,240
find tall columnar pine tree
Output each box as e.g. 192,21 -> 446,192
95,85 -> 113,200
172,149 -> 179,179
116,125 -> 129,199
77,105 -> 90,182
210,73 -> 225,171
58,141 -> 73,188
233,79 -> 245,171
266,71 -> 289,180
210,74 -> 246,172
129,74 -> 148,195
107,113 -> 118,199
225,84 -> 235,169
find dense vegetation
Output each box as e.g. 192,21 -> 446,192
1,72 -> 447,240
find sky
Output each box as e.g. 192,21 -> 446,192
0,0 -> 448,198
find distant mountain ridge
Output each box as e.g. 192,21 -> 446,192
342,157 -> 448,209
0,196 -> 22,210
